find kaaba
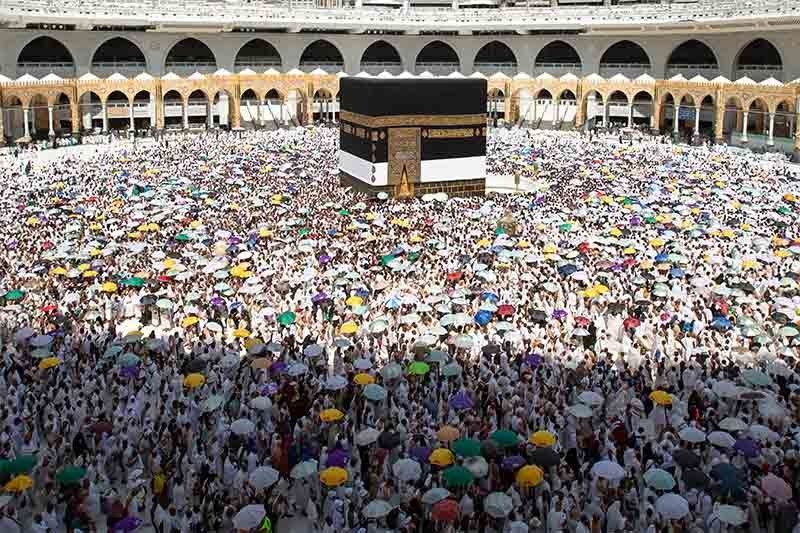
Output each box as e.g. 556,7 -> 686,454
338,77 -> 487,198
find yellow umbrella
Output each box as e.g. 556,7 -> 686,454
181,316 -> 200,328
38,357 -> 61,370
233,328 -> 251,338
775,249 -> 791,258
163,258 -> 177,269
77,263 -> 90,272
429,448 -> 455,467
409,234 -> 424,244
542,243 -> 557,254
649,238 -> 665,248
183,373 -> 205,389
128,231 -> 142,239
354,373 -> 375,385
25,216 -> 39,226
365,213 -> 377,221
258,228 -> 273,238
340,321 -> 359,335
516,465 -> 544,488
622,247 -> 636,256
649,390 -> 672,406
436,425 -> 460,442
50,267 -> 68,276
529,430 -> 556,447
345,295 -> 364,307
477,238 -> 491,248
244,337 -> 263,350
609,227 -> 623,237
4,475 -> 33,492
231,268 -> 252,279
89,248 -> 102,257
189,220 -> 203,229
320,467 -> 348,487
593,284 -> 609,295
517,240 -> 530,249
82,270 -> 98,278
101,282 -> 118,293
320,408 -> 344,423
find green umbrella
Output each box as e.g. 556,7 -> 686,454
363,384 -> 387,402
490,429 -> 519,448
4,290 -> 25,301
120,277 -> 145,288
559,223 -> 572,232
56,466 -> 87,485
118,353 -> 141,367
442,465 -> 474,487
299,228 -> 310,237
277,311 -> 296,326
495,227 -> 506,236
408,251 -> 421,263
175,233 -> 190,242
644,216 -> 657,224
381,254 -> 396,267
338,209 -> 350,216
452,438 -> 482,458
407,361 -> 430,375
0,455 -> 36,475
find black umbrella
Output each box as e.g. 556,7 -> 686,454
683,468 -> 710,489
140,295 -> 157,306
185,358 -> 207,373
530,447 -> 560,468
531,310 -> 547,323
482,344 -> 501,356
672,449 -> 701,469
378,431 -> 402,449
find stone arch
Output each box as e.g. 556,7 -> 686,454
360,40 -> 402,75
235,39 -> 282,71
3,95 -> 24,140
211,89 -> 235,128
132,90 -> 153,131
300,40 -> 344,72
91,37 -> 148,75
28,94 -> 49,138
415,41 -> 460,75
164,38 -> 217,75
474,41 -> 517,76
772,99 -> 795,139
162,89 -> 185,129
580,89 -> 604,129
734,38 -> 782,81
665,39 -> 719,79
599,40 -> 651,78
534,40 -> 582,75
17,36 -> 75,77
312,88 -> 336,123
78,91 -> 103,132
105,90 -> 131,131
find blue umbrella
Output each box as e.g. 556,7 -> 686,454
385,297 -> 402,309
711,316 -> 732,330
733,437 -> 760,458
655,252 -> 669,262
670,268 -> 685,279
557,264 -> 578,277
482,292 -> 499,303
449,391 -> 474,410
474,310 -> 493,327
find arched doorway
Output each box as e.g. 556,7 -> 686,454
235,39 -> 282,71
53,93 -> 73,136
300,40 -> 343,73
106,91 -> 131,132
29,95 -> 49,140
722,96 -> 743,144
133,91 -> 153,132
773,100 -> 795,147
266,89 -> 285,127
581,90 -> 604,130
555,89 -> 576,129
697,95 -> 715,141
474,41 -> 517,76
313,89 -> 335,123
165,38 -> 217,76
666,40 -> 719,80
415,41 -> 459,76
361,41 -> 402,75
735,39 -> 782,81
532,89 -> 554,128
487,88 -> 505,126
92,37 -> 146,77
599,40 -> 651,78
240,89 -> 261,129
4,96 -> 25,141
163,90 -> 184,129
212,90 -> 233,128
184,90 -> 209,128
17,36 -> 75,78
744,98 -> 770,145
631,91 -> 653,128
535,41 -> 581,77
605,91 -> 629,127
79,92 -> 103,133
286,89 -> 307,126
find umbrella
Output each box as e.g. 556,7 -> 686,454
716,505 -> 747,526
363,384 -> 387,402
363,500 -> 393,519
449,391 -> 473,410
672,449 -> 701,468
231,418 -> 255,435
644,468 -> 676,490
353,373 -> 374,385
442,465 -> 474,487
529,430 -> 556,447
407,361 -> 430,375
392,458 -> 422,481
567,404 -> 593,418
678,426 -> 706,443
55,466 -> 86,485
590,460 -> 626,480
3,290 -> 25,301
355,427 -> 380,446
325,449 -> 350,468
649,390 -> 672,405
490,429 -> 518,448
38,357 -> 61,370
452,438 -> 482,457
183,373 -> 205,389
463,456 -> 489,478
290,460 -> 318,479
233,504 -> 266,530
578,391 -> 604,406
437,425 -> 460,442
733,437 -> 760,458
719,417 -> 748,432
655,493 -> 689,520
516,465 -> 544,488
3,475 -> 33,492
429,448 -> 455,467
742,369 -> 772,387
320,466 -> 348,486
303,344 -> 324,358
708,431 -> 736,448
320,408 -> 344,423
485,492 -> 514,518
421,488 -> 450,505
0,455 -> 36,476
277,311 -> 296,326
249,466 -> 279,490
30,335 -> 52,347
761,473 -> 792,501
431,499 -> 459,522
682,468 -> 710,489
531,447 -> 560,468
501,455 -> 526,471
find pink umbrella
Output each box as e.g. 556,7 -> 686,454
761,473 -> 792,501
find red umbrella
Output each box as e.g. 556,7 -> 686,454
577,242 -> 590,254
575,316 -> 591,327
446,272 -> 463,282
432,499 -> 459,522
623,317 -> 641,329
497,304 -> 515,317
157,275 -> 171,283
40,304 -> 57,313
623,258 -> 638,267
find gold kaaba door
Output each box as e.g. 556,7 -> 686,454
388,127 -> 421,199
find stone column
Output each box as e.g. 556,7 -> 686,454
23,107 -> 30,138
741,111 -> 749,142
714,100 -> 724,143
603,101 -> 609,127
129,101 -> 135,132
71,99 -> 81,138
673,105 -> 679,134
767,112 -> 775,146
0,104 -> 6,146
231,93 -> 242,129
155,86 -> 165,131
627,102 -> 633,128
651,100 -> 660,131
48,105 -> 55,137
183,98 -> 189,129
150,94 -> 157,127
206,99 -> 213,129
101,101 -> 109,132
694,104 -> 700,135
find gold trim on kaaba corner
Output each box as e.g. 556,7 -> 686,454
340,110 -> 486,128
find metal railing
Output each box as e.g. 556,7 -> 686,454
474,62 -> 517,76
415,62 -> 459,75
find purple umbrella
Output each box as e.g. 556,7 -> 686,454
111,516 -> 142,533
312,292 -> 329,304
630,216 -> 642,226
449,391 -> 474,410
501,455 -> 526,470
552,309 -> 567,320
260,382 -> 279,396
524,354 -> 543,368
319,254 -> 331,265
270,362 -> 288,374
734,437 -> 760,458
119,366 -> 139,379
210,296 -> 225,307
326,448 -> 350,467
227,236 -> 241,245
410,446 -> 432,462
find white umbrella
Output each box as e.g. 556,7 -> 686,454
290,460 -> 318,479
590,460 -> 626,480
719,417 -> 748,432
30,335 -> 52,347
464,456 -> 488,478
354,358 -> 372,370
567,404 -> 593,418
202,395 -> 224,412
288,363 -> 309,377
708,431 -> 736,448
749,424 -> 779,442
392,458 -> 422,481
14,327 -> 35,342
655,493 -> 689,520
250,397 -> 272,411
325,376 -> 348,390
678,427 -> 707,443
356,427 -> 380,446
233,504 -> 266,530
421,487 -> 450,504
716,505 -> 747,526
485,492 -> 514,518
231,418 -> 255,435
249,466 -> 279,490
363,499 -> 393,519
712,380 -> 739,398
578,391 -> 604,406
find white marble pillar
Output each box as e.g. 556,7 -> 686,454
150,94 -> 156,126
673,105 -> 679,134
129,102 -> 135,131
48,106 -> 55,137
604,101 -> 609,127
767,112 -> 775,146
627,103 -> 633,128
23,107 -> 30,138
742,111 -> 749,142
694,104 -> 701,135
101,101 -> 109,132
206,100 -> 213,128
183,100 -> 189,129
